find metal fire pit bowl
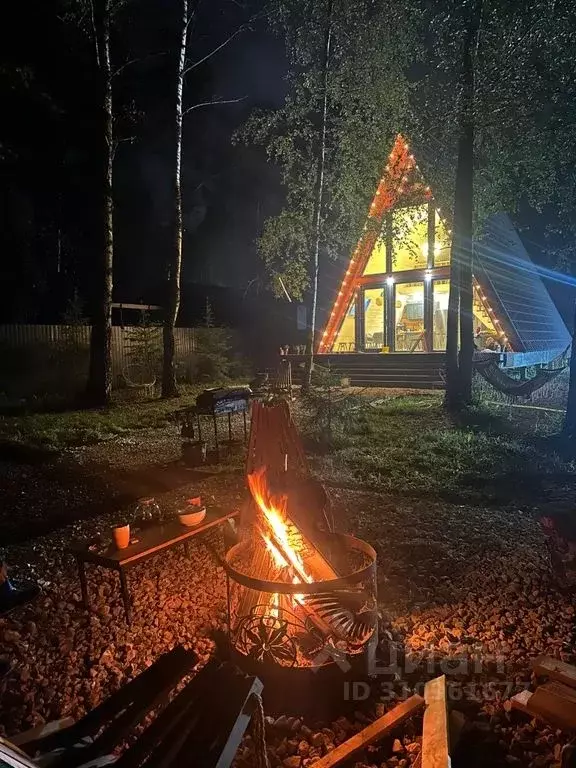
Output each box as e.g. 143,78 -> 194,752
224,532 -> 377,672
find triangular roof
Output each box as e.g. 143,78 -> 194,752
475,214 -> 570,355
320,134 -> 570,356
319,134 -> 431,352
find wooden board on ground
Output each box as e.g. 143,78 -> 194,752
311,695 -> 425,768
11,718 -> 74,747
533,655 -> 576,689
421,675 -> 449,768
509,689 -> 533,717
510,682 -> 576,731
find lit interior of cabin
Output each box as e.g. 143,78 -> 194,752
329,201 -> 503,353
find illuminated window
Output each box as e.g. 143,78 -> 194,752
394,282 -> 424,351
391,206 -> 429,272
433,279 -> 450,350
363,238 -> 386,275
364,288 -> 385,350
434,211 -> 451,267
332,296 -> 356,351
432,280 -> 501,351
473,286 -> 502,349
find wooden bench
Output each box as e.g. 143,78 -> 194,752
68,508 -> 239,624
8,646 -> 264,768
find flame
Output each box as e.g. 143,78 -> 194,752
263,534 -> 289,569
248,468 -> 313,585
270,591 -> 280,619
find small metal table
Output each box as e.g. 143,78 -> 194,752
182,405 -> 249,459
67,508 -> 239,624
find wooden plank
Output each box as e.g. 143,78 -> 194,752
31,647 -> 196,758
116,659 -> 222,768
533,655 -> 576,689
510,683 -> 576,731
311,695 -> 425,768
528,682 -> 576,731
11,718 -> 74,747
181,674 -> 264,768
422,675 -> 449,768
509,689 -> 533,716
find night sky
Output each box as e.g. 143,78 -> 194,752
0,0 -> 573,326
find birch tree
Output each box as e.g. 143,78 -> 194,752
161,0 -> 188,398
161,1 -> 248,398
303,0 -> 332,390
85,0 -> 114,406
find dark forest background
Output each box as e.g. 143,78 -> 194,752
1,0 -> 574,327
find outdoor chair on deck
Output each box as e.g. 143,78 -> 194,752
5,646 -> 264,768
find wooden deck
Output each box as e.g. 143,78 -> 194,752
287,353 -> 446,389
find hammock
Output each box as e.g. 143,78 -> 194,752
474,351 -> 568,397
122,361 -> 156,389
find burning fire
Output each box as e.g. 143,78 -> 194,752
248,468 -> 313,615
248,468 -> 313,585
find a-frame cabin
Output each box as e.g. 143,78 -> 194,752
312,134 -> 569,387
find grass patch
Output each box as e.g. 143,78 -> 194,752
0,385 -> 204,449
310,393 -> 575,508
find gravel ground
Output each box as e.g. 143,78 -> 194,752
1,428 -> 575,767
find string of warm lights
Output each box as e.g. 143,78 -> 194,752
320,133 -> 429,353
473,280 -> 511,349
319,133 -> 513,355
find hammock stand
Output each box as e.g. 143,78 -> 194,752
474,346 -> 569,398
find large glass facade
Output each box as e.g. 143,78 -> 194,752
394,282 -> 425,351
328,196 -> 508,353
364,288 -> 385,350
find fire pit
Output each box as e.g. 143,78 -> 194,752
224,468 -> 378,674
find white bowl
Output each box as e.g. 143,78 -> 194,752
178,507 -> 206,527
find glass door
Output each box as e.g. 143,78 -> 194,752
363,287 -> 385,350
432,279 -> 450,350
394,281 -> 425,351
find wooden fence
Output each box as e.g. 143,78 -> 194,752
0,324 -> 200,394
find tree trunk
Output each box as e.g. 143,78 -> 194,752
458,1 -> 482,405
303,0 -> 332,392
162,0 -> 187,398
86,0 -> 113,407
444,0 -> 481,411
444,237 -> 460,409
563,302 -> 576,439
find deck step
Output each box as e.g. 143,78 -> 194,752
286,353 -> 446,389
